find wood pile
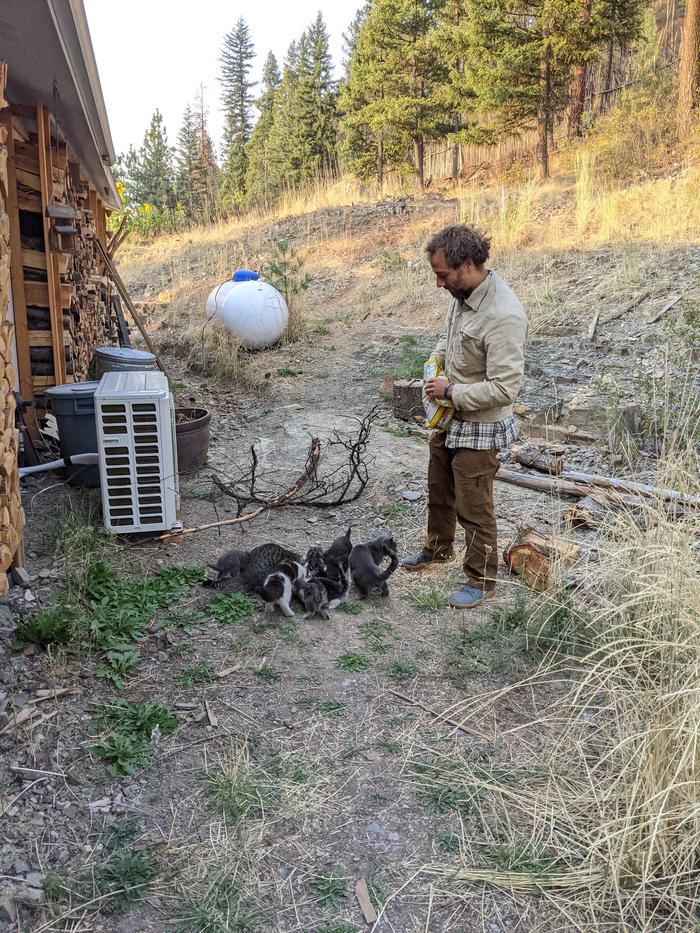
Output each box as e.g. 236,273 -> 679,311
6,104 -> 114,411
0,62 -> 24,595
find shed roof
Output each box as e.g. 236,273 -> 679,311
0,0 -> 119,208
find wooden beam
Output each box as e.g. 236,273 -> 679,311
1,110 -> 33,405
36,104 -> 66,384
23,281 -> 72,310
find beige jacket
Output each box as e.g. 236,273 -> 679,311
434,270 -> 528,424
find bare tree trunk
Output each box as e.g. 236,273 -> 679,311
538,34 -> 552,179
599,38 -> 615,114
677,0 -> 700,138
414,135 -> 425,189
567,64 -> 588,137
377,133 -> 384,190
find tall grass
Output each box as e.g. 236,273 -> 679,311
431,439 -> 700,929
574,150 -> 596,236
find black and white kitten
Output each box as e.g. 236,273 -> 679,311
261,561 -> 307,617
350,532 -> 399,599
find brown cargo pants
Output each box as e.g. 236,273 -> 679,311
424,431 -> 499,591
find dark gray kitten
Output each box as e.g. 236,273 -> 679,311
295,577 -> 331,620
203,543 -> 301,594
350,532 -> 399,599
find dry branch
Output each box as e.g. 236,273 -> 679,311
160,437 -> 322,541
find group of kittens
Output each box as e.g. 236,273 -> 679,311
202,528 -> 399,619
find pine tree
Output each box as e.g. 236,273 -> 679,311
175,105 -> 199,220
219,17 -> 256,211
122,110 -> 174,209
677,0 -> 699,138
266,42 -> 301,195
290,14 -> 339,184
339,0 -> 450,188
192,85 -> 219,222
245,52 -> 281,207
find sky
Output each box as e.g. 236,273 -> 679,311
83,0 -> 361,159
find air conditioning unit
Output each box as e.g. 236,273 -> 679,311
94,372 -> 181,533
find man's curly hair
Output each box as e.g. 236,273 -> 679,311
426,225 -> 491,268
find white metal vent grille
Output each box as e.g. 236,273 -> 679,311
95,372 -> 180,533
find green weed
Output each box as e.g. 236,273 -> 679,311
337,602 -> 363,616
276,366 -> 300,378
173,874 -> 260,932
384,425 -> 409,438
309,868 -> 348,907
314,324 -> 332,336
359,618 -> 394,654
14,603 -> 79,648
163,609 -> 207,633
45,846 -> 158,911
412,761 -> 474,815
91,700 -> 178,776
376,739 -> 402,755
255,664 -> 282,684
336,651 -> 372,672
387,659 -> 419,681
179,660 -> 215,685
437,829 -> 462,855
205,770 -> 271,823
319,699 -> 347,717
407,588 -> 449,612
382,502 -> 411,519
96,648 -> 141,688
317,923 -> 359,933
484,840 -> 562,874
209,592 -> 256,624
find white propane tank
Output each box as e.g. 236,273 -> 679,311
205,280 -> 236,316
214,280 -> 289,350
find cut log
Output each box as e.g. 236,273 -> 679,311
392,378 -> 423,421
511,443 -> 563,476
503,526 -> 581,592
560,469 -> 700,509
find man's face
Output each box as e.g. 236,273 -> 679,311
429,249 -> 477,301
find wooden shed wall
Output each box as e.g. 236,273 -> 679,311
0,62 -> 24,596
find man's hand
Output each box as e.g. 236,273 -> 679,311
425,376 -> 451,400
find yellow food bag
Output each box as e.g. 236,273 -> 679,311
422,354 -> 455,430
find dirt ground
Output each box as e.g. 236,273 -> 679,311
1,198 -> 698,932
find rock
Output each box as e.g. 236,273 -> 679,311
11,567 -> 31,588
367,822 -> 382,837
16,885 -> 43,906
0,896 -> 16,922
197,825 -> 210,842
88,796 -> 111,811
12,860 -> 30,875
24,873 -> 43,888
399,489 -> 422,502
23,589 -> 36,604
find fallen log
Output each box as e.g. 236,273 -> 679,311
497,467 -> 700,510
511,443 -> 563,476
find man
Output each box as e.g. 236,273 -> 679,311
402,225 -> 528,609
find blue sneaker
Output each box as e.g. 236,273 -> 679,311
448,585 -> 494,609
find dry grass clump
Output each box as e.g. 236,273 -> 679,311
425,447 -> 700,930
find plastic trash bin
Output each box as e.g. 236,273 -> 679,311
45,381 -> 101,488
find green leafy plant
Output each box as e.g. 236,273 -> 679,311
387,659 -> 419,681
96,648 -> 141,688
359,618 -> 394,655
337,602 -> 363,616
382,502 -> 411,518
179,660 -> 215,685
208,592 -> 256,624
319,699 -> 347,717
309,868 -> 348,907
91,700 -> 178,776
14,603 -> 78,648
163,609 -> 207,633
255,664 -> 282,684
173,873 -> 260,933
336,652 -> 372,672
407,588 -> 449,612
276,366 -> 300,378
205,769 -> 273,823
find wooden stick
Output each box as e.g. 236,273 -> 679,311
107,215 -> 127,256
93,238 -> 167,374
356,879 -> 378,924
649,294 -> 682,324
204,699 -> 218,728
587,309 -> 601,340
560,469 -> 700,508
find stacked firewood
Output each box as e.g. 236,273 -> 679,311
0,62 -> 24,595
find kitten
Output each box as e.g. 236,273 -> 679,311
295,577 -> 331,620
350,532 -> 399,599
325,527 -> 353,564
322,527 -> 353,608
304,545 -> 327,577
261,561 -> 307,617
203,543 -> 300,593
202,548 -> 250,589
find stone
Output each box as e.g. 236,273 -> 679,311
367,822 -> 382,837
16,885 -> 43,905
399,489 -> 422,502
0,896 -> 16,922
11,567 -> 31,588
88,796 -> 111,811
12,860 -> 30,875
24,873 -> 43,888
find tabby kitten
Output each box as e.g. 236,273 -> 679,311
203,543 -> 300,594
